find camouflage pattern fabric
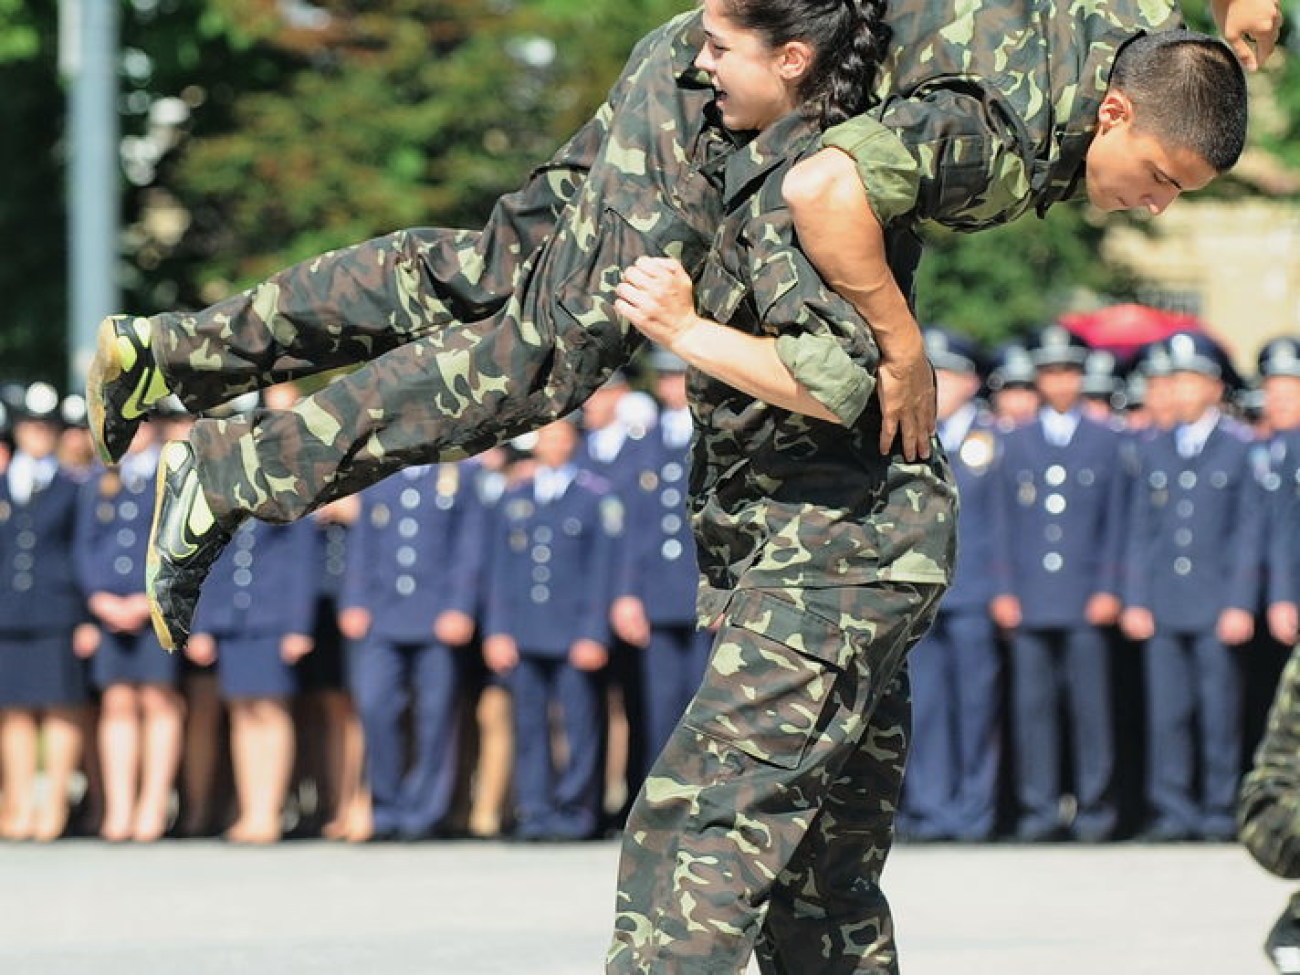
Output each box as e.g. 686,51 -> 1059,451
607,583 -> 943,974
684,111 -> 955,627
182,13 -> 728,524
601,107 -> 954,974
139,1 -> 1175,525
1240,642 -> 1300,878
825,0 -> 1182,230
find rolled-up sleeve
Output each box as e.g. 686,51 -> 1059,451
743,235 -> 879,427
824,86 -> 1033,232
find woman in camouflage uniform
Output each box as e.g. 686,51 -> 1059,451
605,2 -> 951,971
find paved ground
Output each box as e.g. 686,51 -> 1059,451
0,837 -> 1287,974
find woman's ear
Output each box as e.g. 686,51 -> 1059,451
777,40 -> 814,84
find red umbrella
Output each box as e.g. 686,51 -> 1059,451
1062,303 -> 1202,362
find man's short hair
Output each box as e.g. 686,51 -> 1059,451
1108,29 -> 1247,173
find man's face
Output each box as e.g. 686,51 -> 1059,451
1169,371 -> 1224,423
532,420 -> 578,469
655,373 -> 688,412
13,420 -> 58,459
1084,91 -> 1218,216
1264,376 -> 1300,433
1035,364 -> 1083,413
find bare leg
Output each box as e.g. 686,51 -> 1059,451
98,685 -> 141,842
33,707 -> 85,842
467,685 -> 514,838
316,690 -> 365,841
227,698 -> 294,844
132,684 -> 184,842
0,710 -> 38,840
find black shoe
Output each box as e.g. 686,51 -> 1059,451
87,315 -> 171,465
146,439 -> 240,652
1266,906 -> 1300,974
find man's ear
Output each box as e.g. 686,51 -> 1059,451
1097,89 -> 1134,133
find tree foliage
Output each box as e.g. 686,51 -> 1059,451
1,0 -> 1297,384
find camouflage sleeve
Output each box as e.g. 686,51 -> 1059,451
743,212 -> 880,426
823,85 -> 1033,233
1240,644 -> 1300,878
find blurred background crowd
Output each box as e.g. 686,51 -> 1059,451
4,318 -> 1300,848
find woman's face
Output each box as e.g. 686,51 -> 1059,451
695,0 -> 806,132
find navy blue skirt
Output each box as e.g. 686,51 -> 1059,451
91,628 -> 180,689
217,635 -> 299,700
0,631 -> 88,708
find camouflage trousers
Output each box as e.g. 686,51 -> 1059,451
143,55 -> 722,525
608,581 -> 944,975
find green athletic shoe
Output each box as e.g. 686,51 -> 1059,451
86,315 -> 171,465
145,439 -> 240,652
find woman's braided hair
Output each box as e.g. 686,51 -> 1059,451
723,0 -> 891,128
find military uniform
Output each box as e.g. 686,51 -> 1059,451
341,462 -> 485,839
1124,334 -> 1262,839
75,446 -> 177,687
990,328 -> 1126,842
191,519 -> 317,699
0,386 -> 88,709
605,110 -> 954,974
483,463 -> 622,841
899,331 -> 1001,842
1241,641 -> 1300,974
619,395 -> 711,765
114,0 -> 1181,536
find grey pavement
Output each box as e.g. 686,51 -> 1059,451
0,837 -> 1287,974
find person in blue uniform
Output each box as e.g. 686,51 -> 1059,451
898,330 -> 1002,842
483,416 -> 623,841
611,348 -> 712,767
991,325 -> 1127,842
75,418 -> 182,842
578,370 -> 659,824
1260,337 -> 1300,653
0,383 -> 93,842
339,460 -> 485,841
188,515 -> 317,843
986,343 -> 1040,431
1121,330 -> 1263,841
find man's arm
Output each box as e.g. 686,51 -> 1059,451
782,149 -> 933,458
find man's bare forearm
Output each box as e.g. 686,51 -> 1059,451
782,147 -> 922,364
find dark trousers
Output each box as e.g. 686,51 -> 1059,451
902,608 -> 1001,840
640,622 -> 713,767
1010,625 -> 1116,839
1144,629 -> 1243,836
352,636 -> 459,836
509,654 -> 604,839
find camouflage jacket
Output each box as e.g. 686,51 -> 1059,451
825,0 -> 1182,232
689,111 -> 958,624
1241,642 -> 1300,878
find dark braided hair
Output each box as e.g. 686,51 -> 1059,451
722,0 -> 890,128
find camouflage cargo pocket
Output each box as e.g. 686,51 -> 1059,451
682,588 -> 853,770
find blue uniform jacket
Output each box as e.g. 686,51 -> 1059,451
192,519 -> 317,638
619,431 -> 700,627
991,415 -> 1127,627
484,470 -> 621,656
0,469 -> 85,633
940,409 -> 999,614
74,468 -> 156,598
340,464 -> 485,643
1124,419 -> 1263,630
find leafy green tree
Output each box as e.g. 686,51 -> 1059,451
0,0 -> 66,384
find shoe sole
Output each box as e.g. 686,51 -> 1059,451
86,317 -> 124,466
145,442 -> 181,652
